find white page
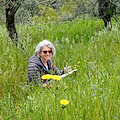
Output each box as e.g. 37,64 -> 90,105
59,69 -> 77,78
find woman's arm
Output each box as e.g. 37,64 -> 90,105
48,59 -> 65,75
27,63 -> 40,86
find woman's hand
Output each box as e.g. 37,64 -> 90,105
64,66 -> 72,73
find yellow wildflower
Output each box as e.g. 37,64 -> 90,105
51,75 -> 61,80
41,74 -> 61,80
60,99 -> 69,106
41,74 -> 52,80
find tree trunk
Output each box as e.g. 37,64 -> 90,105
6,2 -> 19,46
98,0 -> 111,28
6,5 -> 18,46
5,0 -> 24,46
98,0 -> 116,29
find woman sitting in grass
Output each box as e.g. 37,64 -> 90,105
27,40 -> 70,86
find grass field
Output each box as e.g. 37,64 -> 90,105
0,18 -> 120,120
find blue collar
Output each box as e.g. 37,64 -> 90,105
40,59 -> 49,73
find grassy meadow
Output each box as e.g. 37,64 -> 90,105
0,18 -> 120,120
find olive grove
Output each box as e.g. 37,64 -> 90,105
0,0 -> 119,44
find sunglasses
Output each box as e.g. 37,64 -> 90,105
42,50 -> 52,54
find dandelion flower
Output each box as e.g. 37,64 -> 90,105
41,74 -> 52,80
60,99 -> 69,106
51,75 -> 61,80
41,74 -> 61,80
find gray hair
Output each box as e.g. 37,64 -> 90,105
35,40 -> 56,57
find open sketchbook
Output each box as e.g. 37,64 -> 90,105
59,69 -> 77,79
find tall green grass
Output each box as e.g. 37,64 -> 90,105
0,18 -> 120,120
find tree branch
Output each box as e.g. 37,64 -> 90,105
109,0 -> 120,10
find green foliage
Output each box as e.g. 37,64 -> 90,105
31,6 -> 59,24
0,19 -> 120,119
60,1 -> 76,15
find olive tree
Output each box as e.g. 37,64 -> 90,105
97,0 -> 119,29
5,0 -> 24,46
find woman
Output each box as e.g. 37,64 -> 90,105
27,40 -> 66,86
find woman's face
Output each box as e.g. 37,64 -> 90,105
39,46 -> 52,62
